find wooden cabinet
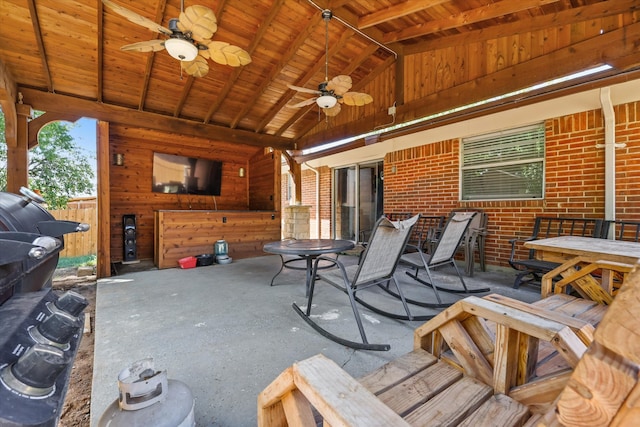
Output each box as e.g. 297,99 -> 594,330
154,210 -> 280,269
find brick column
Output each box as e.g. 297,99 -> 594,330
284,205 -> 311,239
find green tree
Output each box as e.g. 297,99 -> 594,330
0,110 -> 95,208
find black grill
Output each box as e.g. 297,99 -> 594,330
0,188 -> 89,427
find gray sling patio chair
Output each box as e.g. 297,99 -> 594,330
449,208 -> 489,276
292,214 -> 419,351
397,212 -> 490,308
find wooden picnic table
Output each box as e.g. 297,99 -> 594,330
525,236 -> 640,302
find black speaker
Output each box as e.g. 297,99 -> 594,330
122,214 -> 137,262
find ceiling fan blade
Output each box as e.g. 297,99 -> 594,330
327,75 -> 352,95
287,84 -> 320,95
342,92 -> 373,106
323,103 -> 342,117
102,0 -> 171,35
177,5 -> 218,41
286,98 -> 318,108
120,39 -> 166,53
201,41 -> 251,66
181,55 -> 210,77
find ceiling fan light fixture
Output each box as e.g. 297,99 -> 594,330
164,38 -> 198,61
317,95 -> 337,109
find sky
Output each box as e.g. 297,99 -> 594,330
69,117 -> 97,156
68,117 -> 98,196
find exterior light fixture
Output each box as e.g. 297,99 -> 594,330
164,38 -> 198,62
113,153 -> 124,166
316,95 -> 337,109
239,167 -> 245,177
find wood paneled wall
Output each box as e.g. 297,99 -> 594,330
108,124 -> 279,264
249,148 -> 280,211
154,210 -> 280,269
399,17 -> 633,114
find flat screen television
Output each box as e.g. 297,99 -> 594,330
152,153 -> 222,196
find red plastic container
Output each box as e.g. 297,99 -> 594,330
178,256 -> 197,269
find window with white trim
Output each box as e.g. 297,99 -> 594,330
461,123 -> 545,200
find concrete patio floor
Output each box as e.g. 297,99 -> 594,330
90,254 -> 541,426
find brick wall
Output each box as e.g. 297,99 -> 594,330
286,100 -> 640,270
301,169 -> 316,210
281,166 -> 332,238
382,101 -> 640,269
614,102 -> 640,219
318,166 -> 332,238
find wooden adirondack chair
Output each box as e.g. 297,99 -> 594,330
258,262 -> 640,427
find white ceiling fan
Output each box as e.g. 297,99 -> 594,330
287,10 -> 373,117
102,0 -> 251,77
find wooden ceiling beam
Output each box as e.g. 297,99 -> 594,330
252,13 -> 324,133
274,104 -> 316,141
138,0 -> 167,110
403,0 -> 640,55
293,55 -> 396,140
330,7 -> 388,48
174,76 -> 195,117
312,0 -> 389,52
298,22 -> 640,150
343,46 -> 383,86
0,59 -> 18,147
18,87 -> 294,150
202,0 -> 268,124
358,0 -> 449,29
383,0 -> 560,43
27,0 -> 53,92
276,29 -> 354,135
228,0 -> 287,129
328,0 -> 351,9
274,44 -> 380,138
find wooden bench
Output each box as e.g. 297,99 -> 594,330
509,216 -> 609,288
541,257 -> 635,303
257,264 -> 640,427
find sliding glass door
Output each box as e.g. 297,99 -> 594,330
333,161 -> 383,241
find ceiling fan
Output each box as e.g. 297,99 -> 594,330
102,0 -> 251,78
287,10 -> 373,117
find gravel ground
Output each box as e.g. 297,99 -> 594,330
53,269 -> 97,427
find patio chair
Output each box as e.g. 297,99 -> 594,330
450,208 -> 488,276
259,262 -> 640,427
398,212 -> 490,308
409,214 -> 445,254
358,212 -> 412,245
292,214 -> 419,351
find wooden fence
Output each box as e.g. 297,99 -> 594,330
49,199 -> 97,258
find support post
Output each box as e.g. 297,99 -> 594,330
283,152 -> 302,205
6,103 -> 32,193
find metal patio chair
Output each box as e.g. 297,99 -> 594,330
292,214 -> 419,351
397,212 -> 490,308
450,208 -> 488,276
408,214 -> 446,254
358,212 -> 412,246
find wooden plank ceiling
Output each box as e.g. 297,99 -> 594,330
0,0 -> 639,158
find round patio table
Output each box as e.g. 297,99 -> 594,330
263,239 -> 355,296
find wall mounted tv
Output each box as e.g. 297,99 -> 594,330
152,153 -> 222,196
